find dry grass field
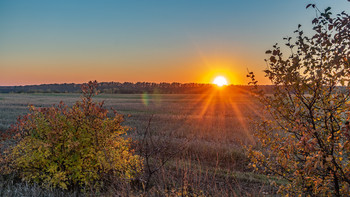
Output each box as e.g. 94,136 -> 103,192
0,91 -> 279,196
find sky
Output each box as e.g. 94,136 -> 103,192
1,0 -> 349,86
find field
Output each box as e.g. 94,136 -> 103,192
0,91 -> 278,196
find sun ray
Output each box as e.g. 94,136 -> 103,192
228,98 -> 255,144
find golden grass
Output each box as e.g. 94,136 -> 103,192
0,91 -> 277,196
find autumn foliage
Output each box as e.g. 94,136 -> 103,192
1,81 -> 142,191
247,5 -> 350,196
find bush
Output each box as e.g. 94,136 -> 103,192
1,81 -> 142,191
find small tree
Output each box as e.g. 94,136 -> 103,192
247,5 -> 350,196
1,81 -> 142,192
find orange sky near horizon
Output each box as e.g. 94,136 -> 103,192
1,1 -> 349,86
1,47 -> 266,86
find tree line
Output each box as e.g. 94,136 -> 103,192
0,82 -> 275,94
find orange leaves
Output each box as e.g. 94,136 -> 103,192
247,5 -> 350,196
1,81 -> 142,191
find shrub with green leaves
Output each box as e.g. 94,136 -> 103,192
1,81 -> 142,191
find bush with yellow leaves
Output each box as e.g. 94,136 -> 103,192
1,81 -> 142,191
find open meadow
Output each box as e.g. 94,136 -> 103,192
2,1 -> 350,195
0,91 -> 279,196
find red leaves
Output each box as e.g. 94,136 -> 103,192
328,25 -> 333,31
1,81 -> 141,190
81,80 -> 99,101
247,5 -> 350,196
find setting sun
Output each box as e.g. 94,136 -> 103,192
213,76 -> 228,87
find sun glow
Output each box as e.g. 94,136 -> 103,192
213,76 -> 228,87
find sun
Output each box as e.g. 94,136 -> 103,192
213,76 -> 228,87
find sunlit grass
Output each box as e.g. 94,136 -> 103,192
0,92 -> 272,195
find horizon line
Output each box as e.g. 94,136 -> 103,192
0,81 -> 264,87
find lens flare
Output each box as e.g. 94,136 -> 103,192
142,92 -> 149,106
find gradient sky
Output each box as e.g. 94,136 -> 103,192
1,0 -> 349,86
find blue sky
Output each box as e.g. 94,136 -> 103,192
1,0 -> 349,85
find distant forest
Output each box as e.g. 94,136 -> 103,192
0,82 -> 275,94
